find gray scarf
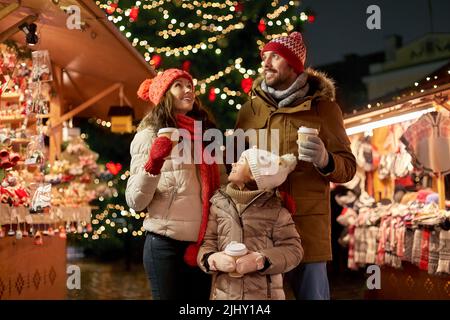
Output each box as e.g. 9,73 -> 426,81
261,72 -> 309,108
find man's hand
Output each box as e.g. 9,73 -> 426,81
298,135 -> 329,169
208,252 -> 236,272
235,251 -> 265,275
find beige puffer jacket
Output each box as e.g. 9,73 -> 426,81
126,127 -> 203,241
197,187 -> 303,300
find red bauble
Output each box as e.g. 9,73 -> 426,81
106,161 -> 122,176
241,78 -> 253,94
182,60 -> 191,72
308,15 -> 315,23
258,19 -> 266,33
234,2 -> 244,13
106,3 -> 118,15
150,54 -> 162,68
129,6 -> 139,22
208,87 -> 216,102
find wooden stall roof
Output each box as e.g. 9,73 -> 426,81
0,0 -> 155,120
344,61 -> 450,128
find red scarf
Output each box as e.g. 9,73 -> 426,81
176,114 -> 220,267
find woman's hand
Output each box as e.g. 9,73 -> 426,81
207,252 -> 236,272
144,136 -> 173,175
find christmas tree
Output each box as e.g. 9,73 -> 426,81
95,0 -> 315,130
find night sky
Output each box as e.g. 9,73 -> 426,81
300,0 -> 450,67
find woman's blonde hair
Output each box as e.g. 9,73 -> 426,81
137,92 -> 216,132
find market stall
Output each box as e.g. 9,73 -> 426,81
0,0 -> 154,299
341,62 -> 450,299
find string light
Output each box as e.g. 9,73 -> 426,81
157,22 -> 244,39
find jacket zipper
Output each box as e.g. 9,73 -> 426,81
266,275 -> 272,299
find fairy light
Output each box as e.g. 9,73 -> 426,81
196,58 -> 242,85
158,22 -> 244,39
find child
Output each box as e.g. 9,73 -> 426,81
197,148 -> 303,300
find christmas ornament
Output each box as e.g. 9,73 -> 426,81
34,231 -> 43,245
241,78 -> 253,94
129,6 -> 139,22
106,162 -> 122,175
258,19 -> 266,34
308,15 -> 315,23
208,87 -> 216,102
59,226 -> 67,239
150,55 -> 162,69
182,60 -> 191,72
106,2 -> 118,15
234,2 -> 244,13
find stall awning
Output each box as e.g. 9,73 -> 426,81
344,61 -> 450,135
0,0 -> 155,120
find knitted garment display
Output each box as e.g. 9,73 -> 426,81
428,230 -> 440,275
337,200 -> 449,275
400,111 -> 450,174
437,230 -> 450,274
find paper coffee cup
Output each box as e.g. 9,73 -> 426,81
297,127 -> 319,162
157,127 -> 179,145
224,241 -> 248,278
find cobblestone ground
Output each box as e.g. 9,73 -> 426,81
67,258 -> 367,300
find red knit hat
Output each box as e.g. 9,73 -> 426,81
137,68 -> 193,106
260,32 -> 307,74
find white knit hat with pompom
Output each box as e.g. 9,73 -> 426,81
241,147 -> 297,191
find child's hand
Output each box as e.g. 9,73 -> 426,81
208,252 -> 236,272
236,251 -> 265,275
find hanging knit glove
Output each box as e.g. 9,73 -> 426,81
144,136 -> 173,175
298,135 -> 329,169
207,251 -> 236,272
235,251 -> 265,275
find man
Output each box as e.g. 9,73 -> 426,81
234,32 -> 356,300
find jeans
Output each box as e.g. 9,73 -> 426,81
143,232 -> 211,300
286,262 -> 330,300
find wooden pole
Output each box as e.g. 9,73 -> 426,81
437,173 -> 446,210
50,82 -> 121,128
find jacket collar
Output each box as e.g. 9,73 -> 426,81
211,187 -> 278,215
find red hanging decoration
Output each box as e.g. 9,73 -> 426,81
258,19 -> 266,34
308,15 -> 315,23
129,6 -> 139,22
182,60 -> 191,72
208,87 -> 216,102
106,162 -> 122,175
234,2 -> 244,13
150,54 -> 162,68
241,78 -> 253,94
106,3 -> 118,15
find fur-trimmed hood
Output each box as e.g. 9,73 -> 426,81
252,67 -> 336,105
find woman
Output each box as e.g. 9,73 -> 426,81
126,69 -> 222,300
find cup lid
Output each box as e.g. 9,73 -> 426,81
298,126 -> 319,134
157,127 -> 179,140
224,241 -> 247,256
157,127 -> 178,134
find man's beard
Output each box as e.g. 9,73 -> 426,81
264,69 -> 289,89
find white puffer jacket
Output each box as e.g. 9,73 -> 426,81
126,127 -> 205,241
